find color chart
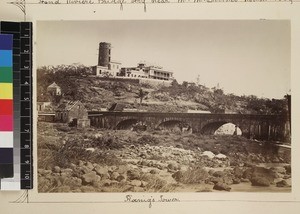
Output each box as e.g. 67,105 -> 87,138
0,34 -> 14,181
0,22 -> 33,190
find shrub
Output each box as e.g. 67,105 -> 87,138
138,134 -> 159,145
172,166 -> 209,184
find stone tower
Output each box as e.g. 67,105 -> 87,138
98,42 -> 111,68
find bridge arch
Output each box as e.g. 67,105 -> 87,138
157,120 -> 192,133
214,122 -> 242,135
200,121 -> 242,136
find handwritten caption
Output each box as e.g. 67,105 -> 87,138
36,0 -> 294,4
124,195 -> 180,208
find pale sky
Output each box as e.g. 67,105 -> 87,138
36,20 -> 290,99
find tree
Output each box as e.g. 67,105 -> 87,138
137,88 -> 148,104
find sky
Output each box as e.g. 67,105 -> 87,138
36,20 -> 290,99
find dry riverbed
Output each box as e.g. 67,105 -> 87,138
38,122 -> 291,193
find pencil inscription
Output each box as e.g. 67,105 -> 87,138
125,195 -> 180,208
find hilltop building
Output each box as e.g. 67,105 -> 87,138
92,42 -> 174,81
119,62 -> 174,81
92,42 -> 122,77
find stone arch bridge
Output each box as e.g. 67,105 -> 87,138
88,111 -> 290,141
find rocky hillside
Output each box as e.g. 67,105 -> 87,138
37,64 -> 289,114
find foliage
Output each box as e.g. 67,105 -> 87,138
37,64 -> 93,101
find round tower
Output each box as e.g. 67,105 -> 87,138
98,42 -> 111,67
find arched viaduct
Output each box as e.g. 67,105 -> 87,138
88,111 -> 290,141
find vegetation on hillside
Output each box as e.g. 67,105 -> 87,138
37,64 -> 289,115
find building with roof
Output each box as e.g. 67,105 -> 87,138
92,42 -> 122,77
55,100 -> 90,128
119,62 -> 174,81
47,82 -> 62,96
92,42 -> 174,82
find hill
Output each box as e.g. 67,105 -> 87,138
37,64 -> 289,115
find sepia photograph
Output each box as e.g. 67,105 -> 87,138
36,20 -> 291,193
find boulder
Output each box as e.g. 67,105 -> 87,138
213,171 -> 224,178
233,178 -> 241,184
85,162 -> 94,170
82,171 -> 101,184
210,177 -> 223,184
213,182 -> 231,191
276,180 -> 291,187
80,166 -> 92,174
111,172 -> 120,180
53,166 -> 61,173
116,175 -> 126,182
131,180 -> 142,187
250,177 -> 270,187
243,166 -> 275,183
94,165 -> 109,176
201,151 -> 215,159
117,165 -> 129,174
215,153 -> 227,159
127,169 -> 140,180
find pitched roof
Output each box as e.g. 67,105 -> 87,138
47,82 -> 60,89
56,101 -> 81,111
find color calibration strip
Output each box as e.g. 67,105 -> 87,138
0,34 -> 14,182
0,22 -> 33,190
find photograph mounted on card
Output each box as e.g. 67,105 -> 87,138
36,20 -> 291,193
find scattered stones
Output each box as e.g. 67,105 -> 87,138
61,168 -> 73,175
270,166 -> 286,174
38,169 -> 52,176
117,165 -> 129,174
64,177 -> 82,187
